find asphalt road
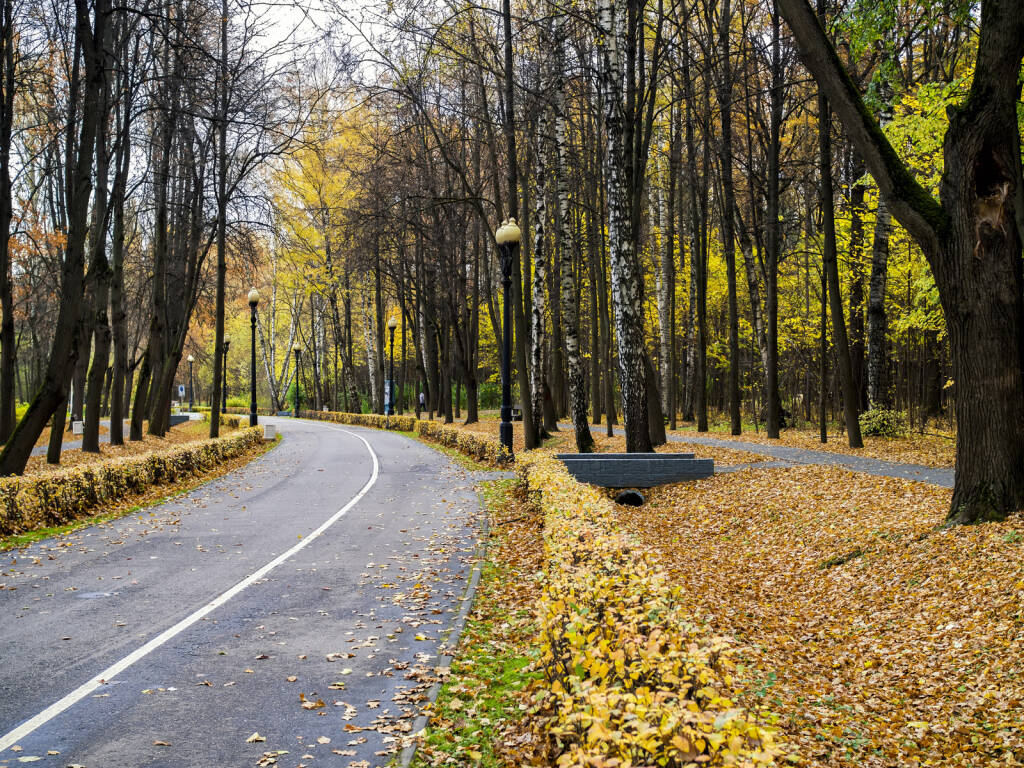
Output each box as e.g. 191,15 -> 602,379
0,418 -> 486,767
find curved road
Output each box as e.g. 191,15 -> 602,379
0,418 -> 486,766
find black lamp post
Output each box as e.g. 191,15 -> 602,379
293,344 -> 302,416
495,217 -> 520,460
222,337 -> 230,413
387,315 -> 397,417
248,287 -> 260,427
187,354 -> 194,411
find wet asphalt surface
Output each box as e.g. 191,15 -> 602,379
0,418 -> 485,767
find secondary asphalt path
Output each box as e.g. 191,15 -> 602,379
561,422 -> 954,487
1,418 -> 486,767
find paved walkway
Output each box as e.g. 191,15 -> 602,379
670,432 -> 954,487
562,423 -> 954,488
30,419 -> 124,457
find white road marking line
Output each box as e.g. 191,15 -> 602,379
0,425 -> 379,753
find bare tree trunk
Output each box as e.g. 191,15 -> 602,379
819,264 -> 828,442
718,0 -> 741,435
765,1 -> 784,437
209,0 -> 228,439
847,156 -> 868,410
866,199 -> 891,407
83,14 -> 115,453
0,0 -> 16,442
664,108 -> 679,429
554,22 -> 593,452
818,93 -> 863,448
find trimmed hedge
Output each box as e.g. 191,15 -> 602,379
522,454 -> 784,766
220,414 -> 242,429
0,427 -> 264,537
292,410 -> 508,467
296,409 -> 418,433
414,420 -> 508,465
224,406 -> 275,416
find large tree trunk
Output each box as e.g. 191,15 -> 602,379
941,53 -> 1024,523
107,38 -> 133,447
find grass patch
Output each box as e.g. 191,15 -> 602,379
411,478 -> 543,767
0,434 -> 280,551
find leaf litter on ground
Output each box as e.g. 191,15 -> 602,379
615,464 -> 1023,767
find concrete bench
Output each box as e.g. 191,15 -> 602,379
556,452 -> 713,488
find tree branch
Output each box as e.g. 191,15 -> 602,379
776,0 -> 949,255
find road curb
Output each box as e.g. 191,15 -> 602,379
395,478 -> 494,768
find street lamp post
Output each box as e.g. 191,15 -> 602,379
495,218 -> 520,460
387,315 -> 397,418
187,355 -> 194,411
293,344 -> 302,416
222,337 -> 230,413
248,287 -> 260,427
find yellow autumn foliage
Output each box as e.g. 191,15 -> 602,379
521,453 -> 785,767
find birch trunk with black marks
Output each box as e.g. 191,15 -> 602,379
530,110 -> 549,444
597,0 -> 650,452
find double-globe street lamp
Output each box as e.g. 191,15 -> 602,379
387,315 -> 398,417
248,287 -> 260,427
293,344 -> 302,416
495,217 -> 521,461
187,354 -> 194,411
